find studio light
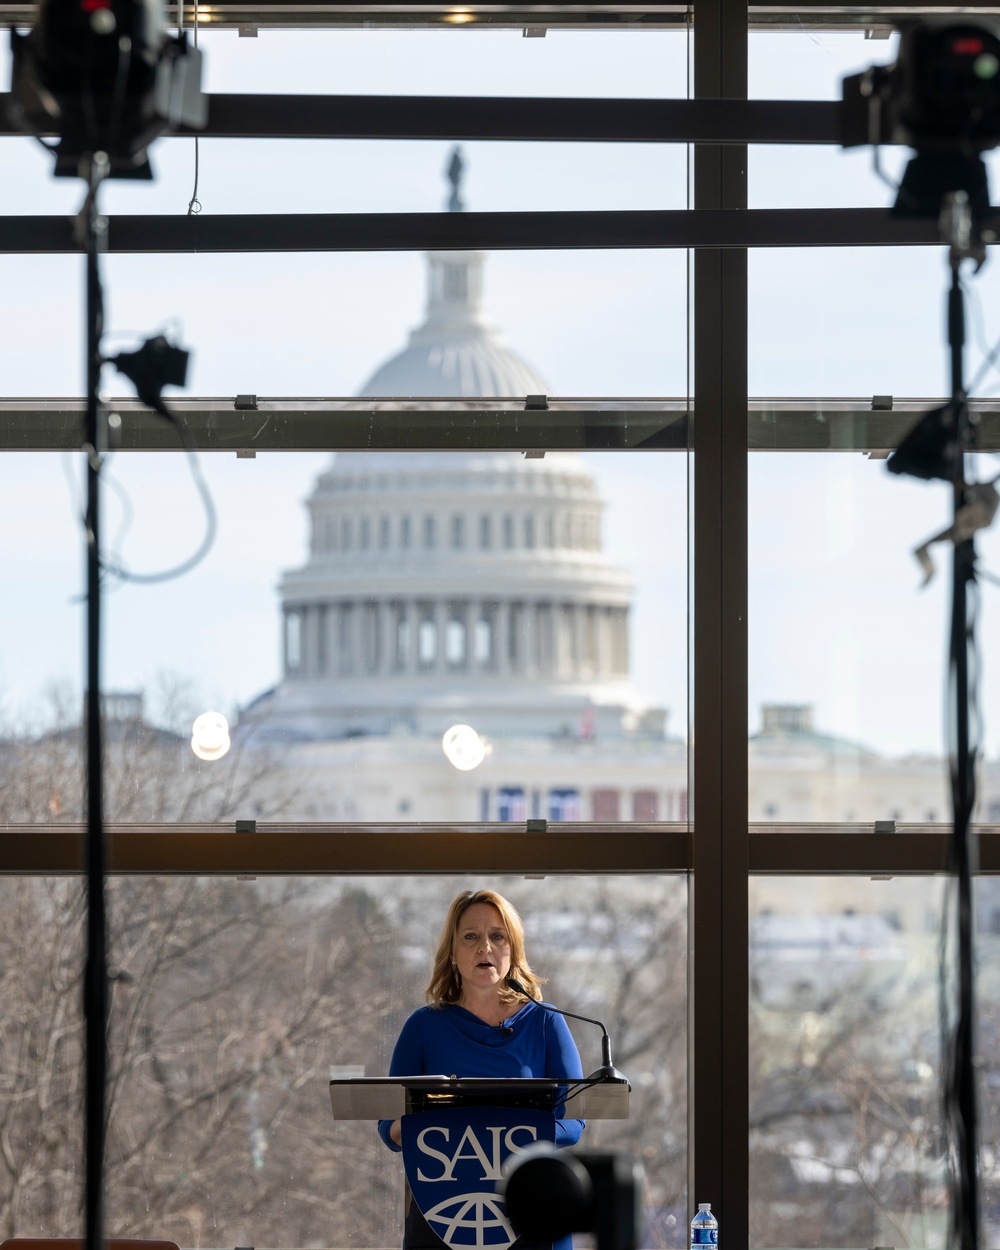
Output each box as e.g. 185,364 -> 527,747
441,723 -> 487,771
842,19 -> 1000,218
7,0 -> 207,178
191,711 -> 231,762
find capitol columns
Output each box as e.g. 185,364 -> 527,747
463,598 -> 478,671
281,606 -> 294,676
378,599 -> 393,676
301,604 -> 321,679
324,605 -> 338,678
523,601 -> 537,677
571,602 -> 586,679
434,600 -> 448,673
496,599 -> 511,677
405,600 -> 419,675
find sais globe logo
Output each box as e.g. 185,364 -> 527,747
402,1106 -> 555,1250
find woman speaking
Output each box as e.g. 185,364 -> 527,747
378,888 -> 585,1248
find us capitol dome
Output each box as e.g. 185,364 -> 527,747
356,148 -> 548,401
250,152 -> 677,822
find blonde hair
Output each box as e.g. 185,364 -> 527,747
427,889 -> 545,1008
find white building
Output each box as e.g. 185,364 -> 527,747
248,153 -> 683,823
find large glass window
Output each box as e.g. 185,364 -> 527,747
11,6 -> 1000,1248
0,449 -> 688,825
746,451 -> 998,823
0,250 -> 687,397
0,874 -> 686,1247
750,876 -> 947,1248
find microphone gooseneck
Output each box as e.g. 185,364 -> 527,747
506,977 -> 629,1085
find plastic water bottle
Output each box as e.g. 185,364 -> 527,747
690,1203 -> 718,1250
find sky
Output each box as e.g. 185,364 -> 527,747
2,25 -> 1000,757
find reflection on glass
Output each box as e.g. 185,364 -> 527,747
749,452 -> 1000,824
0,875 -> 686,1247
749,877 -> 947,1248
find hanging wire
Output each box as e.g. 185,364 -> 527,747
186,0 -> 202,215
62,451 -> 136,597
964,276 -> 1000,396
99,399 -> 217,585
65,402 -> 217,588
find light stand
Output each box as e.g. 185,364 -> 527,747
8,10 -> 206,1249
943,196 -> 980,1250
888,190 -> 983,1250
845,24 -> 1000,1238
79,149 -> 110,1250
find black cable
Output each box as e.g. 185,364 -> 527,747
105,33 -> 133,170
80,155 -> 109,1250
63,395 -> 215,587
97,398 -> 217,585
945,518 -> 980,1250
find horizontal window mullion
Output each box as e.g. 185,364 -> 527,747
0,823 -> 689,874
751,829 -> 1000,873
0,209 -> 946,255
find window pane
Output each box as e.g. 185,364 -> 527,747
749,31 -> 878,102
749,452 -> 1000,821
0,249 -> 686,398
0,448 -> 688,825
749,144 -> 911,210
750,876 -> 946,1248
749,247 -> 962,399
0,874 -> 687,1247
0,28 -> 689,216
747,28 -> 1000,213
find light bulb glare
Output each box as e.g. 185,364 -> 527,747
191,711 -> 231,761
442,723 -> 487,771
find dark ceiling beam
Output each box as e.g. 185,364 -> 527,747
0,208 -> 945,253
0,94 -> 842,142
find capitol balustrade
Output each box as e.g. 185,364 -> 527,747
283,597 -> 629,683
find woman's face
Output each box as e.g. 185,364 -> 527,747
452,902 -> 512,993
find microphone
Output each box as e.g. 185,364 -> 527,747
507,977 -> 629,1085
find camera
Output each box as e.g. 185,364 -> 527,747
501,1146 -> 642,1250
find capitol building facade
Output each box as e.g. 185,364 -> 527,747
251,162 -> 684,824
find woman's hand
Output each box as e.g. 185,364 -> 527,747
390,1119 -> 402,1146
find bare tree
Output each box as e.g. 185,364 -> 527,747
749,971 -> 947,1249
0,876 -> 405,1247
0,681 -> 296,825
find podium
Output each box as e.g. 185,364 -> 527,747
330,1076 -> 630,1250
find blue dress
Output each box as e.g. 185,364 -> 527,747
377,1001 -> 586,1249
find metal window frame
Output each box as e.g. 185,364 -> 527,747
1,6 -> 990,1241
1,823 -> 997,874
1,0 -> 997,30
